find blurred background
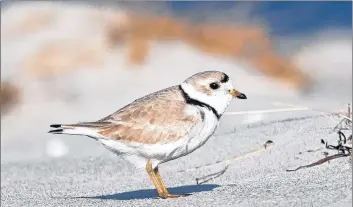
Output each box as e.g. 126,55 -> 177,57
1,1 -> 352,163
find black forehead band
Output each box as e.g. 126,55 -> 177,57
220,74 -> 229,83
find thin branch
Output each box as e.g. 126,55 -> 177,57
195,165 -> 229,185
286,153 -> 350,172
178,140 -> 274,173
273,102 -> 352,119
224,107 -> 310,116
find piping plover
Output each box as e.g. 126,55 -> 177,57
48,71 -> 247,199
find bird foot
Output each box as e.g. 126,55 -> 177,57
158,193 -> 192,199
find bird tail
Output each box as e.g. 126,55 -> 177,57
48,122 -> 112,139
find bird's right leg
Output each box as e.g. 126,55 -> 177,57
154,166 -> 190,198
146,160 -> 167,199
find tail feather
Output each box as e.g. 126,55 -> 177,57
48,129 -> 64,134
48,121 -> 113,139
50,124 -> 62,128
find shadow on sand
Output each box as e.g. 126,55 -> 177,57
74,184 -> 220,200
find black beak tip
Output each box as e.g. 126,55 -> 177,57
237,93 -> 247,99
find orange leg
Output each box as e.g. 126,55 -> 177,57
146,160 -> 166,198
154,166 -> 190,198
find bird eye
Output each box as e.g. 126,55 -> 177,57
209,82 -> 220,90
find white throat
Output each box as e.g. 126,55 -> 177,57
180,83 -> 232,116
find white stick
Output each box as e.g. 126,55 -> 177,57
274,102 -> 352,114
338,114 -> 352,122
224,102 -> 352,121
224,107 -> 310,116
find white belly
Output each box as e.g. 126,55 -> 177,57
100,106 -> 219,169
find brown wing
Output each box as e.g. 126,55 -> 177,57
97,86 -> 202,144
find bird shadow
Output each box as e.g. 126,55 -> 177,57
71,184 -> 220,200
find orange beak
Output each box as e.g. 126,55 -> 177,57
230,89 -> 247,99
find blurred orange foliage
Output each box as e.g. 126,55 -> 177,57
107,12 -> 311,89
20,10 -> 310,89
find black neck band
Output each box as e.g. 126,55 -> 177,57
178,85 -> 221,119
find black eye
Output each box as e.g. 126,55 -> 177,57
209,82 -> 220,90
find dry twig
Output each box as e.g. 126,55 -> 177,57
181,140 -> 274,185
286,153 -> 350,172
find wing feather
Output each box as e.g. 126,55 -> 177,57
97,86 -> 202,144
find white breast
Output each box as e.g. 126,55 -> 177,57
159,105 -> 219,164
